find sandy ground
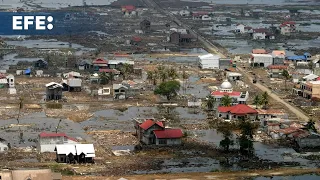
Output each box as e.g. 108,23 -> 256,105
62,168 -> 320,180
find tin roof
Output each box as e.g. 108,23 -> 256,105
218,104 -> 257,115
139,119 -> 164,130
154,129 -> 183,139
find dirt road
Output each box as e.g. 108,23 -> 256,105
64,168 -> 320,180
238,67 -> 309,121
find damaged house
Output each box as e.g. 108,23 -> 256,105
45,82 -> 63,101
55,144 -> 95,164
134,119 -> 183,145
37,132 -> 78,153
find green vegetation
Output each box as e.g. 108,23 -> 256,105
261,91 -> 269,109
147,65 -> 179,86
118,63 -> 133,80
217,121 -> 235,152
154,80 -> 181,101
221,95 -> 232,107
253,95 -> 261,109
282,69 -> 291,90
305,119 -> 317,133
99,72 -> 109,85
205,95 -> 216,111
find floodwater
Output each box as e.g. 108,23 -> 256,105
5,39 -> 84,49
254,174 -> 320,180
0,53 -> 41,70
0,0 -> 117,9
189,0 -> 319,5
195,129 -> 318,168
80,106 -> 206,131
0,112 -> 88,147
134,157 -> 241,174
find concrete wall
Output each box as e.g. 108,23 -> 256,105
312,84 -> 320,99
155,138 -> 181,145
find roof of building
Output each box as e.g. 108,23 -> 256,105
272,50 -> 286,56
256,109 -> 285,115
108,60 -> 134,65
139,119 -> 164,130
132,36 -> 142,42
64,71 -> 82,78
55,144 -> 77,155
45,82 -> 63,88
39,132 -> 77,142
267,65 -> 288,70
227,72 -> 242,77
93,58 -> 108,64
218,104 -> 258,115
286,55 -> 307,61
253,28 -> 267,33
283,21 -> 296,25
252,49 -> 267,54
303,74 -> 319,80
211,91 -> 241,97
244,26 -> 252,30
252,54 -> 273,58
122,5 -> 136,11
220,79 -> 233,89
113,84 -> 129,90
75,144 -> 95,157
153,129 -> 183,139
278,127 -> 300,135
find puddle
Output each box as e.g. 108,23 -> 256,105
0,112 -> 88,147
81,106 -> 206,131
134,157 -> 241,174
254,174 -> 320,180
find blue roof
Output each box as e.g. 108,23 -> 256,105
286,55 -> 307,61
304,52 -> 311,56
25,69 -> 31,74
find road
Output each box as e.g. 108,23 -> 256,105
238,67 -> 309,121
143,0 -> 309,121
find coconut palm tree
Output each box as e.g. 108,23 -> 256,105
253,95 -> 261,109
261,91 -> 269,109
159,69 -> 168,82
167,67 -> 179,80
205,95 -> 216,111
119,63 -> 133,80
282,69 -> 290,90
221,95 -> 233,107
99,72 -> 109,85
217,121 -> 235,152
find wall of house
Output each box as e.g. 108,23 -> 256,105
0,142 -> 8,152
141,125 -> 164,145
312,84 -> 320,99
11,169 -> 53,180
253,33 -> 266,40
297,136 -> 320,148
0,171 -> 12,180
38,137 -> 77,152
155,138 -> 181,145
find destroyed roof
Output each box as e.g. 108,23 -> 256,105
39,132 -> 77,142
256,109 -> 286,115
153,129 -> 183,139
113,84 -> 129,90
252,49 -> 267,54
218,104 -> 257,115
211,91 -> 241,97
55,144 -> 77,155
267,65 -> 288,70
303,74 -> 319,80
75,144 -> 95,157
139,119 -> 164,130
45,82 -> 63,88
272,50 -> 286,56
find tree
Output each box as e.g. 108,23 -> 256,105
305,119 -> 317,133
147,71 -> 154,84
217,121 -> 235,152
159,68 -> 168,82
282,69 -> 290,90
119,63 -> 133,80
205,95 -> 216,111
253,95 -> 261,109
17,97 -> 24,124
99,72 -> 109,85
261,91 -> 269,109
237,118 -> 258,155
154,80 -> 181,101
109,72 -> 115,84
221,95 -> 232,107
167,67 -> 178,80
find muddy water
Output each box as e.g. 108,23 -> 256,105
5,39 -> 84,49
0,112 -> 88,147
254,174 -> 320,180
80,106 -> 206,131
0,53 -> 41,70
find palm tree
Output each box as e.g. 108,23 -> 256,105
237,118 -> 258,155
109,72 -> 115,84
167,67 -> 178,80
16,97 -> 24,124
253,95 -> 261,109
147,71 -> 154,84
119,63 -> 133,80
99,72 -> 109,85
305,119 -> 317,133
282,69 -> 290,90
217,121 -> 235,152
221,95 -> 233,107
159,69 -> 168,82
261,91 -> 269,109
205,95 -> 216,111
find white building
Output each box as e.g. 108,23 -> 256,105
252,29 -> 267,40
235,24 -> 245,33
6,74 -> 14,88
198,54 -> 220,69
98,87 -> 111,95
211,80 -> 249,105
179,10 -> 190,16
38,132 -> 78,153
0,141 -> 8,152
227,72 -> 242,81
251,54 -> 273,67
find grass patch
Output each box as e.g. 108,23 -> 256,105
46,103 -> 62,109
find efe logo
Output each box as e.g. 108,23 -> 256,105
12,16 -> 54,30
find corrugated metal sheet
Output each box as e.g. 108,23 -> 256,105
55,144 -> 77,155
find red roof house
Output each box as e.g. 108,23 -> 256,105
252,49 -> 267,54
218,104 -> 258,121
39,132 -> 78,152
122,5 -> 136,12
211,91 -> 241,97
139,119 -> 164,130
153,129 -> 183,139
93,58 -> 108,64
